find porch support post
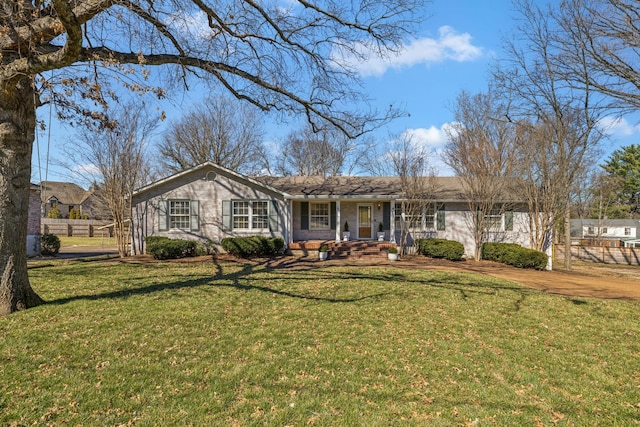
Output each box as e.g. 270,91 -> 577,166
390,200 -> 396,243
335,200 -> 341,243
286,200 -> 293,245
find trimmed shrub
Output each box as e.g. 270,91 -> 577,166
481,242 -> 520,262
41,233 -> 61,256
145,236 -> 197,260
145,236 -> 170,246
481,242 -> 547,270
196,239 -> 218,256
221,236 -> 285,258
416,238 -> 464,261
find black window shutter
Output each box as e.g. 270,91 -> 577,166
505,210 -> 514,231
269,200 -> 279,231
436,204 -> 445,231
190,200 -> 200,231
158,200 -> 168,231
222,200 -> 232,231
383,202 -> 391,229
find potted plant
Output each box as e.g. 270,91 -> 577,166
387,246 -> 399,261
343,221 -> 350,241
377,222 -> 385,241
318,244 -> 328,260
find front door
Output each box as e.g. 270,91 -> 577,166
357,205 -> 373,239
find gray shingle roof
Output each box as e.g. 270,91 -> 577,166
39,181 -> 88,204
256,176 -> 471,200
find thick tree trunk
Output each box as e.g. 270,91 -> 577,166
0,77 -> 45,315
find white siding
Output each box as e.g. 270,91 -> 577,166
393,202 -> 532,258
132,165 -> 286,249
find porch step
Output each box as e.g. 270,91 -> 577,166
288,240 -> 396,259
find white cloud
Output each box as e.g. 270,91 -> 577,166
599,116 -> 640,136
334,26 -> 483,77
167,11 -> 212,40
401,123 -> 455,148
398,124 -> 457,175
73,163 -> 101,178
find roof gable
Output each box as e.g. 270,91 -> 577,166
133,162 -> 288,201
39,181 -> 87,204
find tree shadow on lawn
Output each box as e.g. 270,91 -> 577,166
46,255 -> 537,309
47,257 -> 396,306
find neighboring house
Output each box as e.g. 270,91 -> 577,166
27,184 -> 41,256
39,181 -> 108,219
132,162 -> 539,259
570,219 -> 640,248
79,186 -> 111,220
40,181 -> 87,218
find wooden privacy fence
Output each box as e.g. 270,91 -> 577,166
555,244 -> 640,266
41,219 -> 112,237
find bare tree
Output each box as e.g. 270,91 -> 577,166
444,89 -> 520,261
64,103 -> 157,257
494,0 -> 605,269
359,136 -> 400,177
159,96 -> 266,174
273,125 -> 362,176
0,0 -> 424,314
387,133 -> 437,255
512,117 -> 601,258
577,170 -> 629,220
557,0 -> 640,113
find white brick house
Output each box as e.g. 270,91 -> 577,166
131,162 -> 539,259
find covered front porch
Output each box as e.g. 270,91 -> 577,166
289,199 -> 397,244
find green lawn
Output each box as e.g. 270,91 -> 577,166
2,259 -> 639,425
58,236 -> 117,248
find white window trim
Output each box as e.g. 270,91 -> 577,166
232,200 -> 270,231
169,200 -> 191,230
394,203 -> 438,231
485,209 -> 503,231
309,202 -> 330,230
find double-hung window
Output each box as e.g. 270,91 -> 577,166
395,202 -> 439,230
482,207 -> 514,231
233,201 -> 250,229
424,204 -> 436,229
232,200 -> 270,230
310,202 -> 330,230
169,200 -> 191,229
252,201 -> 269,229
485,208 -> 503,230
395,202 -> 416,229
159,199 -> 199,231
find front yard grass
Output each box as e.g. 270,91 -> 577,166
58,235 -> 117,248
2,258 -> 639,425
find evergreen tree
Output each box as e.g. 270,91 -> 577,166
601,144 -> 640,215
47,204 -> 62,219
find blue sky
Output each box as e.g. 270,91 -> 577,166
32,0 -> 639,185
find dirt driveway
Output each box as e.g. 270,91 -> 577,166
258,255 -> 640,301
379,257 -> 640,301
